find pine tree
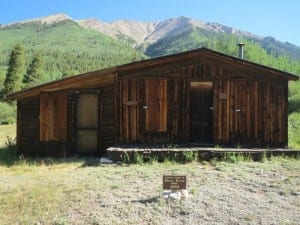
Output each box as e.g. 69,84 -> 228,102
23,53 -> 44,88
3,44 -> 25,97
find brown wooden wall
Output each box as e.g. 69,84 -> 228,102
18,94 -> 69,156
17,85 -> 116,156
101,85 -> 115,153
17,58 -> 289,156
259,81 -> 288,146
40,92 -> 68,141
17,97 -> 40,154
116,60 -> 288,147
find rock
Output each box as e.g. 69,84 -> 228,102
99,157 -> 115,164
162,189 -> 190,200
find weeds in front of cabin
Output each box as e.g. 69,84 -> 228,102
221,152 -> 252,163
120,150 -> 200,164
182,151 -> 198,162
132,151 -> 144,164
120,151 -> 131,164
119,148 -> 299,166
0,136 -> 17,166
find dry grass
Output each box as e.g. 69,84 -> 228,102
0,157 -> 299,225
0,124 -> 16,147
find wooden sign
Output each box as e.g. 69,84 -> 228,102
163,175 -> 186,190
219,92 -> 227,100
124,101 -> 138,106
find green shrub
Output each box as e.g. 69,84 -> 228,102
182,151 -> 197,162
132,151 -> 144,164
221,152 -> 252,163
289,80 -> 300,113
121,151 -> 144,164
121,152 -> 130,164
0,136 -> 17,166
288,112 -> 300,149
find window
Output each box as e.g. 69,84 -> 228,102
145,79 -> 167,132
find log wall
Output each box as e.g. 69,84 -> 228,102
40,92 -> 68,141
17,97 -> 40,155
101,85 -> 115,154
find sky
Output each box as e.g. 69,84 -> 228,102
1,0 -> 299,46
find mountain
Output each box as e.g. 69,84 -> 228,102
7,14 -> 299,60
77,16 -> 300,61
78,19 -> 158,45
16,13 -> 72,25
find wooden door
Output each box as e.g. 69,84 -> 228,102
76,93 -> 99,154
228,80 -> 259,145
190,82 -> 213,142
145,80 -> 168,132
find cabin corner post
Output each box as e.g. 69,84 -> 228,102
114,74 -> 121,144
16,100 -> 21,156
284,80 -> 289,147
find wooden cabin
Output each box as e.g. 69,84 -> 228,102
8,48 -> 299,156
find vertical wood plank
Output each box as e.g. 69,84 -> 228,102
40,92 -> 68,141
145,79 -> 168,132
54,93 -> 67,141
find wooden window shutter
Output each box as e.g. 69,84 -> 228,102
145,79 -> 167,132
40,93 -> 67,141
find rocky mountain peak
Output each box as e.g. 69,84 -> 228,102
78,19 -> 158,45
18,13 -> 72,25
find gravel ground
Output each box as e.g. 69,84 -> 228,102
61,159 -> 299,225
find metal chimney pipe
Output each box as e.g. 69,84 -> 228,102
237,43 -> 245,59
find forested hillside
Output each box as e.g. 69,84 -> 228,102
0,20 -> 146,89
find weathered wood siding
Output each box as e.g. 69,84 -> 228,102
116,60 -> 288,147
17,97 -> 40,154
145,79 -> 168,132
101,85 -> 115,154
116,78 -> 140,143
40,92 -> 68,141
16,52 -> 290,156
259,81 -> 288,146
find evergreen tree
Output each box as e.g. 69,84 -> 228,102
23,53 -> 44,88
3,44 -> 25,97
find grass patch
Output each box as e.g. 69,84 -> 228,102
0,124 -> 16,147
